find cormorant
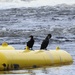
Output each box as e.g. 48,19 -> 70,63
27,35 -> 34,50
40,34 -> 52,50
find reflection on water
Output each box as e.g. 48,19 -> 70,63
0,64 -> 75,75
42,68 -> 49,74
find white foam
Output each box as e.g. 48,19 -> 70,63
0,0 -> 75,9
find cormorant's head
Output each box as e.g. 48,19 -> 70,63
47,34 -> 52,39
29,35 -> 33,39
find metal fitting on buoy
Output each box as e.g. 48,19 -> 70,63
56,46 -> 60,50
24,46 -> 30,52
26,46 -> 30,50
2,42 -> 8,46
0,42 -> 15,50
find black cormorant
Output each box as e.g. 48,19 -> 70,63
27,35 -> 34,50
40,34 -> 52,50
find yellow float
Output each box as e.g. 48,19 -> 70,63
0,42 -> 73,71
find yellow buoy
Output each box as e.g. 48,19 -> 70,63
0,43 -> 73,70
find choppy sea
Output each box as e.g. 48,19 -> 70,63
0,1 -> 75,74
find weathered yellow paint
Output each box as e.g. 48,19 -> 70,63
0,43 -> 73,70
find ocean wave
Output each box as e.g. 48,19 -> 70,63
0,0 -> 75,9
0,4 -> 75,44
0,27 -> 75,39
0,27 -> 75,46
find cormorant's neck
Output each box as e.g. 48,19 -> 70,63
45,36 -> 50,40
31,37 -> 33,40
